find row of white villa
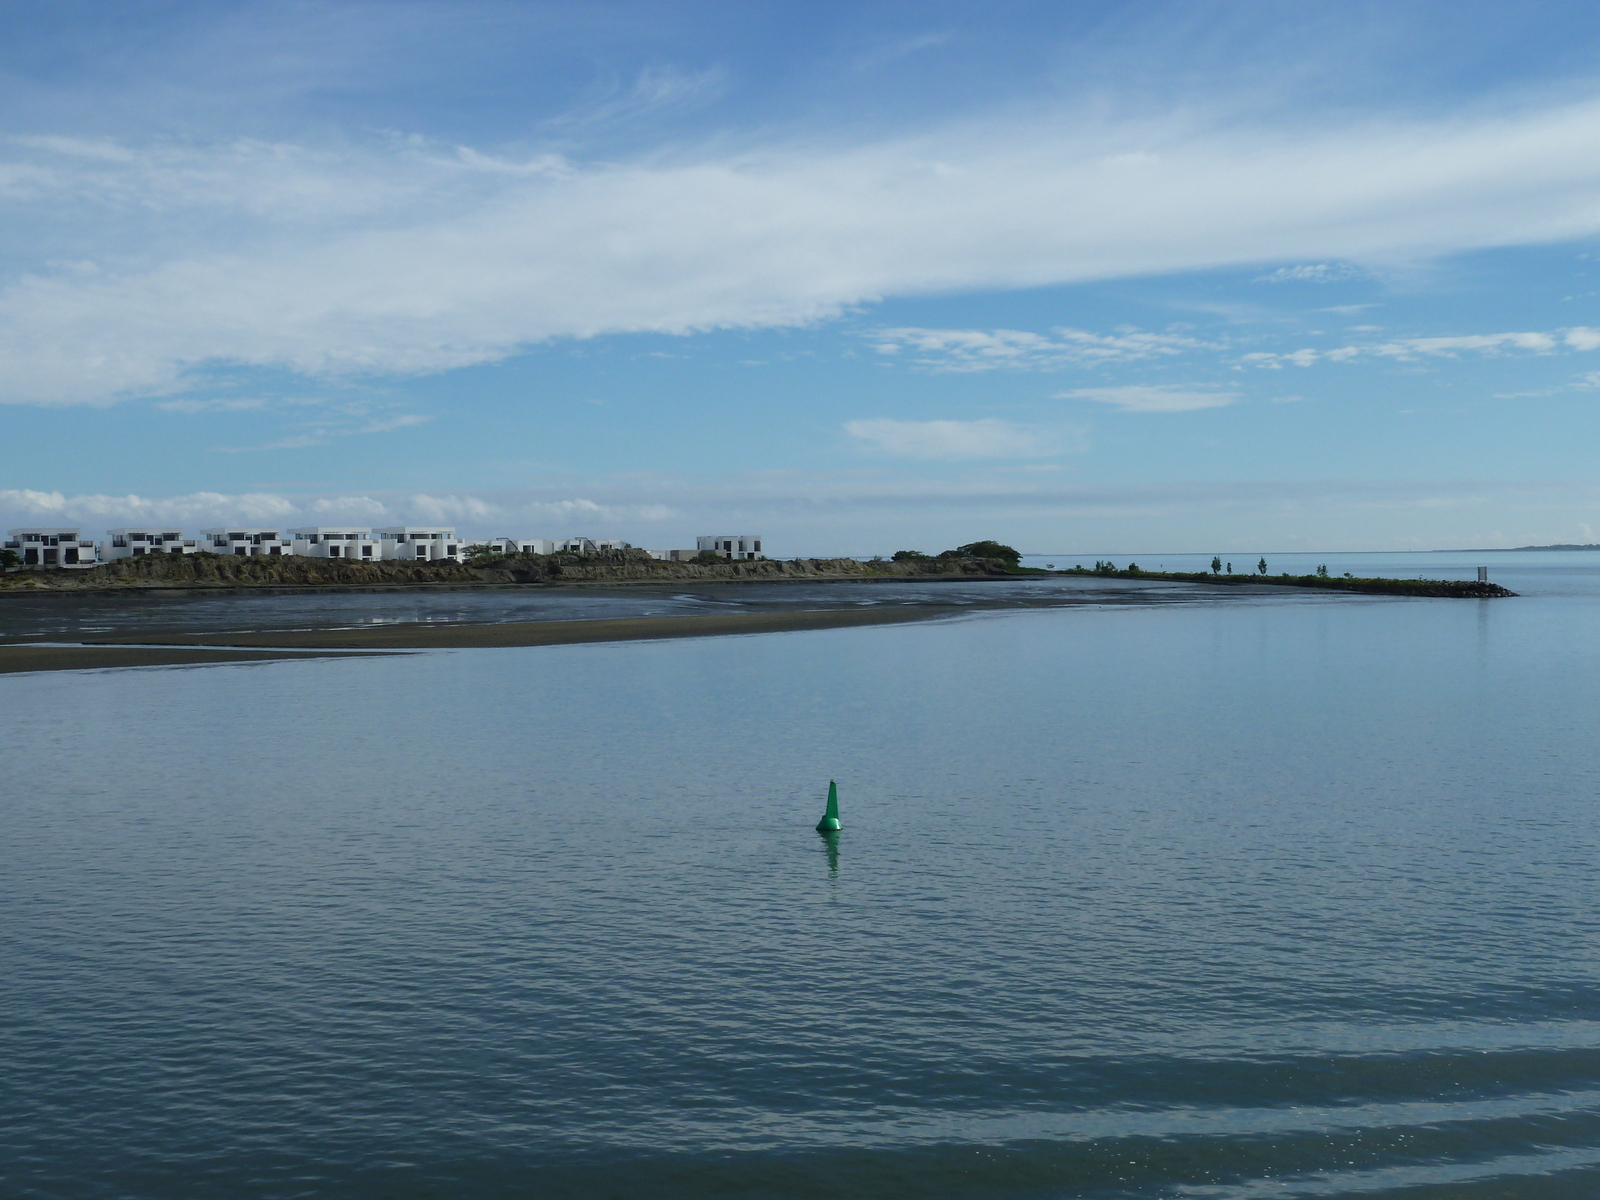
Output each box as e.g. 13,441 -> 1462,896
3,526 -> 764,569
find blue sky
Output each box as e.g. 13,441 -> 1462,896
8,0 -> 1600,552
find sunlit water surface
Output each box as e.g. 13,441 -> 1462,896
6,558 -> 1600,1198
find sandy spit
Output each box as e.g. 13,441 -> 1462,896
3,605 -> 968,673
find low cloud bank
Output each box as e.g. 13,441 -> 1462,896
6,476 -> 1600,554
0,489 -> 681,534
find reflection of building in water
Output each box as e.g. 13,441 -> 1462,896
6,527 -> 99,568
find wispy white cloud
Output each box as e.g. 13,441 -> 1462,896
308,494 -> 388,518
519,497 -> 681,523
1240,326 -> 1596,368
543,64 -> 728,131
870,326 -> 1215,371
359,413 -> 433,433
845,418 -> 1079,458
1255,263 -> 1361,283
1061,385 -> 1239,412
225,434 -> 341,452
11,88 -> 1600,405
852,31 -> 954,71
207,402 -> 432,451
155,397 -> 275,414
408,493 -> 500,524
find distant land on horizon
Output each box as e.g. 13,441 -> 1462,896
1439,544 -> 1600,552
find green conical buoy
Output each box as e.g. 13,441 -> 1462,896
816,780 -> 841,832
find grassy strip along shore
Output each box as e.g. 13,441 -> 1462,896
1064,563 -> 1516,598
0,549 -> 1017,592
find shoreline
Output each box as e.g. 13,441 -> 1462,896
0,644 -> 377,674
0,562 -> 1516,600
0,570 -> 1023,599
0,570 -> 1515,675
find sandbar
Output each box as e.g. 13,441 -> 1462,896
0,645 -> 374,674
3,604 -> 970,673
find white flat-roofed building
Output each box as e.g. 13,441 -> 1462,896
593,539 -> 631,553
555,537 -> 596,555
289,527 -> 377,560
488,538 -> 556,556
102,529 -> 196,558
6,527 -> 99,568
697,534 -> 763,561
199,528 -> 293,556
375,526 -> 462,562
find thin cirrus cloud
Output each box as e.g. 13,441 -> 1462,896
1062,386 -> 1239,413
1254,263 -> 1362,283
1242,327 -> 1600,368
15,91 -> 1600,404
844,418 -> 1079,459
869,326 -> 1214,370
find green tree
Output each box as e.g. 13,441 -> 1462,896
1226,561 -> 1232,574
0,548 -> 18,570
891,550 -> 929,561
1316,563 -> 1330,578
942,540 -> 1021,564
1257,557 -> 1268,575
1211,556 -> 1222,575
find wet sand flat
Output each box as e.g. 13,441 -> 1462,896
2,605 -> 971,672
90,604 -> 970,650
0,645 -> 376,674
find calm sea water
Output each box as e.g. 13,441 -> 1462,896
7,557 -> 1600,1198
